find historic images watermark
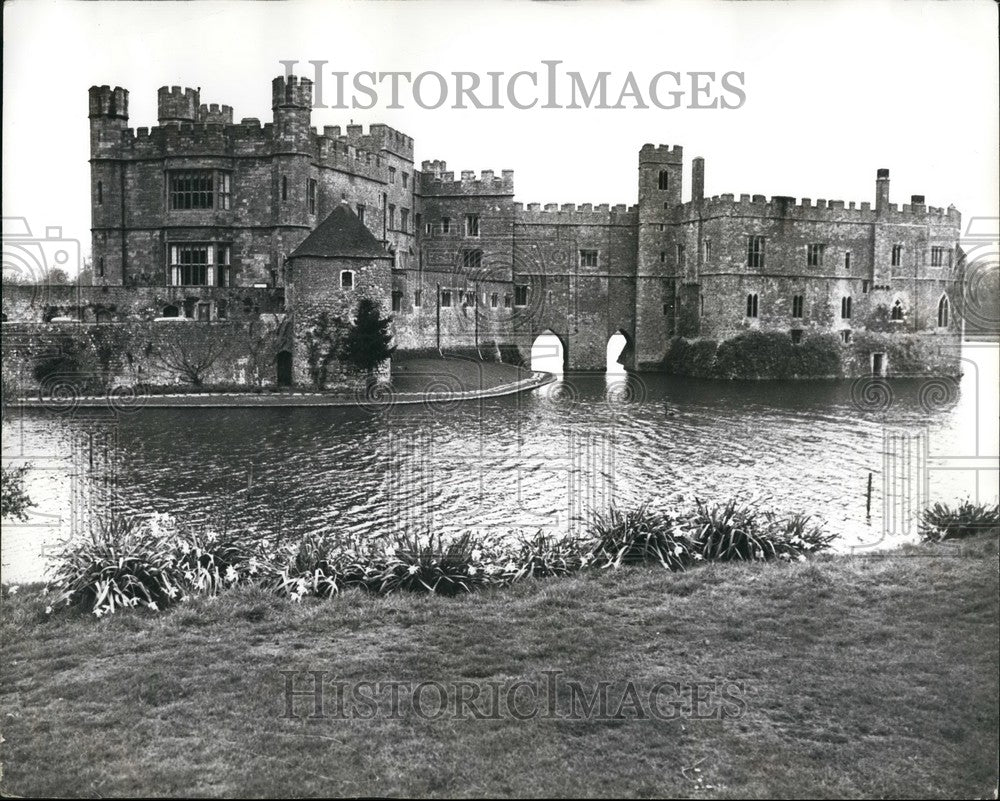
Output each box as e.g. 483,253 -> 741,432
278,60 -> 746,111
278,670 -> 748,722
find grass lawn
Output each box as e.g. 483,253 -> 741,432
0,536 -> 996,798
390,355 -> 534,394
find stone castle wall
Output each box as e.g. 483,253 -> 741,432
4,76 -> 964,388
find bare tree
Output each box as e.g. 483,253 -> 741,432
147,323 -> 231,386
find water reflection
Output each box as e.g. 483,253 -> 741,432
2,344 -> 997,582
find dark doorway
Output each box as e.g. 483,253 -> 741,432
276,351 -> 293,386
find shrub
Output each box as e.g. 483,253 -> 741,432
685,500 -> 833,562
584,503 -> 692,570
662,337 -> 719,378
41,497 -> 841,618
686,499 -> 773,561
503,531 -> 586,581
375,532 -> 488,596
47,517 -> 189,616
1,465 -> 34,522
46,516 -> 266,617
919,501 -> 1000,542
262,534 -> 374,599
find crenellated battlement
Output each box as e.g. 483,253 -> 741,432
639,144 -> 683,164
514,202 -> 638,223
680,192 -> 961,227
340,123 -> 414,160
198,103 -> 233,125
89,85 -> 129,119
157,86 -> 200,125
315,132 -> 384,180
271,75 -> 313,109
419,166 -> 515,196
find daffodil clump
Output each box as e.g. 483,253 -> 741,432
41,500 -> 838,619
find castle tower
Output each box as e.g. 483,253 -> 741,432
88,85 -> 129,285
271,75 -> 316,244
89,85 -> 129,158
157,86 -> 199,126
272,75 -> 313,149
634,144 -> 686,367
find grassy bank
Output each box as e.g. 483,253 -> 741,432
1,536 -> 996,798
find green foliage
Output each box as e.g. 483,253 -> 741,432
340,297 -> 396,376
1,369 -> 22,408
664,331 -> 845,379
504,531 -> 585,580
46,516 -> 267,617
1,465 -> 34,521
688,499 -> 833,562
662,337 -> 719,378
375,532 -> 489,596
88,324 -> 132,391
584,503 -> 691,569
41,495 -> 864,619
849,331 -> 954,376
302,311 -> 345,390
32,331 -> 94,390
919,501 -> 1000,542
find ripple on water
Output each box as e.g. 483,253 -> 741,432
2,351 -> 998,582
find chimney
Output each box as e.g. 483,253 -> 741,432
875,168 -> 890,214
692,157 -> 705,203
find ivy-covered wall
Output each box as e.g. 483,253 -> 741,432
1,317 -> 301,396
661,330 -> 962,380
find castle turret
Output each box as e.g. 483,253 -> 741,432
157,86 -> 199,126
635,144 -> 688,368
272,75 -> 315,234
272,75 -> 313,149
89,85 -> 130,286
638,144 -> 683,208
89,85 -> 129,158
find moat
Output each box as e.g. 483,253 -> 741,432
3,343 -> 997,584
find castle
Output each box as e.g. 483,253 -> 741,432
3,74 -> 965,385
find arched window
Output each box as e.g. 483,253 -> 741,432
937,294 -> 949,328
891,299 -> 905,321
340,270 -> 354,290
161,304 -> 179,318
745,293 -> 758,318
841,296 -> 852,319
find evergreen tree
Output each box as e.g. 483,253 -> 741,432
340,297 -> 395,380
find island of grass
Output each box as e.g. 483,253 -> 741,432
13,353 -> 546,408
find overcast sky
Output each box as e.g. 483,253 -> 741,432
3,0 -> 997,267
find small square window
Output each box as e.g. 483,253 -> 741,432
340,270 -> 354,289
579,249 -> 598,267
